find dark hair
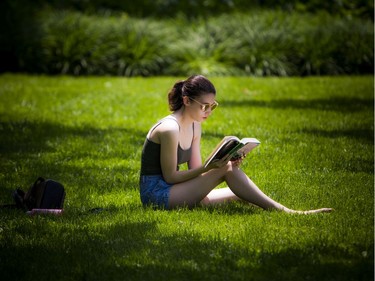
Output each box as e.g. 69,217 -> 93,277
168,75 -> 216,111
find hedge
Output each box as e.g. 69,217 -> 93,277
3,9 -> 374,76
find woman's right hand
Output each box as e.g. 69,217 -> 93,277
206,154 -> 232,170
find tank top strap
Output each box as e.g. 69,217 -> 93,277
147,116 -> 178,138
163,116 -> 195,136
162,115 -> 180,130
163,116 -> 195,144
147,115 -> 194,146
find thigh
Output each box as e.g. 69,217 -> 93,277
169,165 -> 229,208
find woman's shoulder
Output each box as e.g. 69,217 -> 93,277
147,115 -> 178,140
154,116 -> 180,134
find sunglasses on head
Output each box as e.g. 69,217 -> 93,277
189,97 -> 219,112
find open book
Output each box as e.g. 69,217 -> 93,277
204,136 -> 260,168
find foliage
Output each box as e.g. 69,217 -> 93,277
0,74 -> 373,281
37,12 -> 170,76
0,0 -> 373,76
16,10 -> 373,77
33,0 -> 375,19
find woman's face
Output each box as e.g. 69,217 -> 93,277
186,93 -> 218,122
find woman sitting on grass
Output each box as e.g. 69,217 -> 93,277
140,74 -> 332,214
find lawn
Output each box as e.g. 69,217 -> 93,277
0,74 -> 373,281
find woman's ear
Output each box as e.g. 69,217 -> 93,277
182,96 -> 190,106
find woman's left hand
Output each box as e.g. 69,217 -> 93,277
231,154 -> 245,167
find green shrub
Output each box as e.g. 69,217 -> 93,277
166,12 -> 373,76
38,11 -> 99,75
88,16 -> 171,76
165,18 -> 244,76
26,10 -> 374,76
220,12 -> 300,76
38,11 -> 170,76
33,0 -> 375,20
297,15 -> 374,75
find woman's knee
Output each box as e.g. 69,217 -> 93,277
220,161 -> 236,173
218,161 -> 241,182
210,162 -> 231,181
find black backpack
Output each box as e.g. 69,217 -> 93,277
13,177 -> 65,211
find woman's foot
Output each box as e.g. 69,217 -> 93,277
288,208 -> 333,214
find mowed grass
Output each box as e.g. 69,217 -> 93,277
0,74 -> 373,281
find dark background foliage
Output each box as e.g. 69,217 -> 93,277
0,0 -> 373,76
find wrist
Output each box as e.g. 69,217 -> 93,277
201,165 -> 210,174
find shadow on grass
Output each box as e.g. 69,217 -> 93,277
301,128 -> 373,143
0,217 -> 373,281
0,118 -> 147,204
222,97 -> 374,113
0,118 -> 146,156
300,128 -> 374,174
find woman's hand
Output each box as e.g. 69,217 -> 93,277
231,153 -> 246,167
206,154 -> 233,170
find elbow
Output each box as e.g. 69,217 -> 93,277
165,178 -> 179,185
162,172 -> 178,185
163,172 -> 180,184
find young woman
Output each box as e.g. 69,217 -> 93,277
140,75 -> 332,214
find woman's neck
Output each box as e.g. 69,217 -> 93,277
171,108 -> 194,130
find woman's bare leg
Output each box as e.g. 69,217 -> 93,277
223,166 -> 332,213
169,162 -> 332,213
201,188 -> 240,206
169,166 -> 227,208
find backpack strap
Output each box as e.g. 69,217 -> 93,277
24,177 -> 46,210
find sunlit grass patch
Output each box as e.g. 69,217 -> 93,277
0,74 -> 373,281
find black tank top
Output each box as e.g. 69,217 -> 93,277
140,116 -> 194,176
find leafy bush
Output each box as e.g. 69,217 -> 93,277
300,16 -> 374,75
226,12 -> 374,76
38,11 -> 98,74
37,12 -> 170,75
165,18 -> 244,76
220,12 -> 300,76
34,0 -> 375,20
17,10 -> 375,76
168,12 -> 374,76
88,16 -> 171,76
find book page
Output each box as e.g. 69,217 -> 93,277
204,136 -> 260,167
232,141 -> 260,160
204,136 -> 239,167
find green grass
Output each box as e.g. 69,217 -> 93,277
0,74 -> 373,281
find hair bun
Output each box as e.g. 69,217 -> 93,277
175,80 -> 185,95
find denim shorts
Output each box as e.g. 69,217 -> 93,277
139,175 -> 173,209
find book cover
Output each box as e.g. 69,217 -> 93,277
204,136 -> 260,168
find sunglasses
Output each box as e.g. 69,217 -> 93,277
189,97 -> 219,112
